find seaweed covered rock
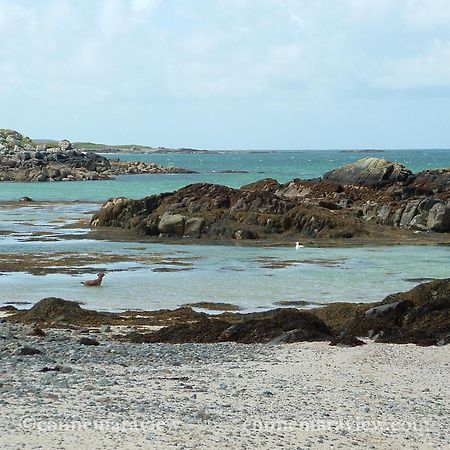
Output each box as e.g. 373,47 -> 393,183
219,309 -> 331,343
91,182 -> 371,240
10,298 -> 118,327
91,157 -> 450,239
312,279 -> 450,345
125,309 -> 331,344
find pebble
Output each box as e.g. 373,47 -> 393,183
0,327 -> 448,450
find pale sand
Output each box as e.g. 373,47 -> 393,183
0,330 -> 449,449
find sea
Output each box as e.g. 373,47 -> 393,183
1,149 -> 449,312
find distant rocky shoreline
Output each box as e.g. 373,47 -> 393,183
0,129 -> 194,182
91,157 -> 450,240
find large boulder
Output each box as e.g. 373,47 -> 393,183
184,217 -> 205,235
426,203 -> 450,232
322,157 -> 412,187
158,213 -> 186,235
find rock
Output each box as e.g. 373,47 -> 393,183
0,129 -> 193,183
184,217 -> 205,235
318,200 -> 342,210
329,335 -> 366,347
158,213 -> 186,235
312,278 -> 450,346
426,203 -> 450,232
29,327 -> 46,337
322,157 -> 412,187
134,308 -> 331,344
365,301 -> 413,318
91,183 -> 371,241
90,153 -> 450,239
221,309 -> 331,343
59,140 -> 72,151
233,229 -> 258,240
11,297 -> 119,327
18,346 -> 42,356
108,160 -> 196,175
3,322 -> 16,340
78,337 -> 100,346
19,196 -> 33,202
399,200 -> 421,228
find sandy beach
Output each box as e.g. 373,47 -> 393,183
1,324 -> 449,449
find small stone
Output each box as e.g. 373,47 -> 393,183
18,346 -> 42,356
78,337 -> 100,346
29,327 -> 46,337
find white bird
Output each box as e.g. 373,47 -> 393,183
295,242 -> 304,250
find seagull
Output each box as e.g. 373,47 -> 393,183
295,242 -> 304,250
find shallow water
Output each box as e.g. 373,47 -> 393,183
1,149 -> 448,201
1,203 -> 448,312
1,150 -> 449,312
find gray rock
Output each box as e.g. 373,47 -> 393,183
426,203 -> 450,232
399,200 -> 421,228
365,301 -> 412,318
158,213 -> 186,235
184,217 -> 205,235
17,346 -> 43,356
59,140 -> 73,151
323,157 -> 412,187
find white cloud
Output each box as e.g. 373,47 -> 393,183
373,40 -> 450,90
405,0 -> 450,28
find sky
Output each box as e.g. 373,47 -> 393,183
1,0 -> 450,149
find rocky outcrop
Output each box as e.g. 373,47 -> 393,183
91,182 -> 371,239
0,129 -> 194,182
12,297 -> 119,326
123,309 -> 331,344
6,279 -> 449,346
109,160 -> 196,175
91,157 -> 450,238
313,278 -> 450,346
322,157 -> 413,187
0,129 -> 111,181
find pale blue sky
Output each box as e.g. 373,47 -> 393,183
1,0 -> 450,149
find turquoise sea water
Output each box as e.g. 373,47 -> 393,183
0,150 -> 449,311
0,149 -> 448,201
